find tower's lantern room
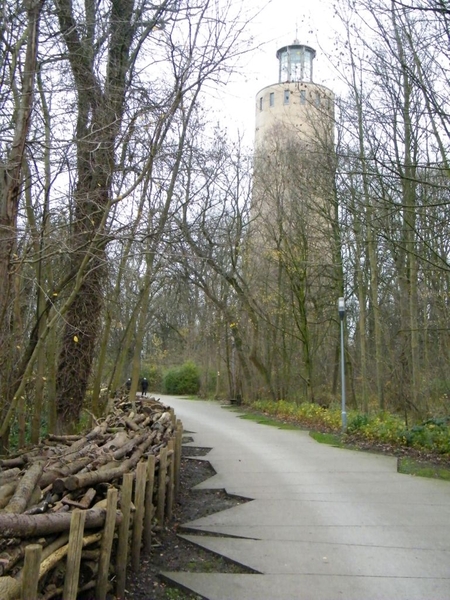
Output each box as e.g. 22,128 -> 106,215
276,40 -> 316,83
255,39 -> 333,151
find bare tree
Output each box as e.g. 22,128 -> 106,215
333,0 -> 450,416
50,0 -> 255,431
0,0 -> 257,440
0,0 -> 44,448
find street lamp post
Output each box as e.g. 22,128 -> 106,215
338,297 -> 347,432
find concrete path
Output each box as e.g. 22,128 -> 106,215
159,395 -> 450,599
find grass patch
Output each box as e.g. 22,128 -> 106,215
238,412 -> 301,430
398,457 -> 450,481
164,589 -> 187,600
309,431 -> 344,447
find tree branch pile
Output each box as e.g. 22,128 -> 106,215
0,396 -> 177,599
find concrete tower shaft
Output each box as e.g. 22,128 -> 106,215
248,40 -> 338,404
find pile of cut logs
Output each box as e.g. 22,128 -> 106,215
0,396 -> 178,600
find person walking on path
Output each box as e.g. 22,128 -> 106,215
141,377 -> 148,396
125,378 -> 131,392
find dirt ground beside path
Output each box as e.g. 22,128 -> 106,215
124,444 -> 251,600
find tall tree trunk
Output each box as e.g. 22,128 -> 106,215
56,263 -> 105,432
349,44 -> 385,409
349,181 -> 369,413
0,0 -> 43,450
31,67 -> 58,441
54,0 -> 135,432
392,3 -> 420,413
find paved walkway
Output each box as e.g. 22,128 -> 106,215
159,395 -> 450,600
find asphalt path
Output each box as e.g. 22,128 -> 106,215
158,394 -> 450,600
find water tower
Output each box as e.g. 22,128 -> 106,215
249,40 -> 338,404
254,40 -> 334,151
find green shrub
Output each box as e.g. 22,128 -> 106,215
142,364 -> 163,392
347,413 -> 369,433
163,361 -> 200,395
246,398 -> 450,456
357,412 -> 405,444
201,370 -> 218,397
400,418 -> 450,454
248,399 -> 342,430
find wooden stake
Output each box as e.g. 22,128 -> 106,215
174,421 -> 183,496
63,510 -> 86,600
21,543 -> 42,600
95,487 -> 118,600
156,447 -> 168,525
143,455 -> 155,553
116,473 -> 133,599
131,461 -> 147,570
166,439 -> 175,521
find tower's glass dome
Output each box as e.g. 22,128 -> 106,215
276,41 -> 316,83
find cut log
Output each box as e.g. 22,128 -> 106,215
41,532 -> 70,562
79,559 -> 98,587
86,421 -> 109,440
111,432 -> 149,460
0,456 -> 26,469
99,431 -> 130,452
56,422 -> 108,457
64,435 -> 155,491
0,507 -> 121,538
38,531 -> 102,583
61,488 -> 96,509
46,434 -> 82,443
80,549 -> 100,561
4,460 -> 45,514
0,575 -> 20,600
25,485 -> 43,511
0,538 -> 46,576
47,442 -> 98,469
123,417 -> 141,432
0,482 -> 17,509
0,468 -> 21,483
0,395 -> 179,600
39,456 -> 93,489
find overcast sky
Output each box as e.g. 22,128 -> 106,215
209,0 -> 339,147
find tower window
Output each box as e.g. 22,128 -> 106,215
259,96 -> 263,110
300,90 -> 306,104
284,90 -> 290,104
280,53 -> 288,81
315,92 -> 321,107
270,92 -> 274,107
